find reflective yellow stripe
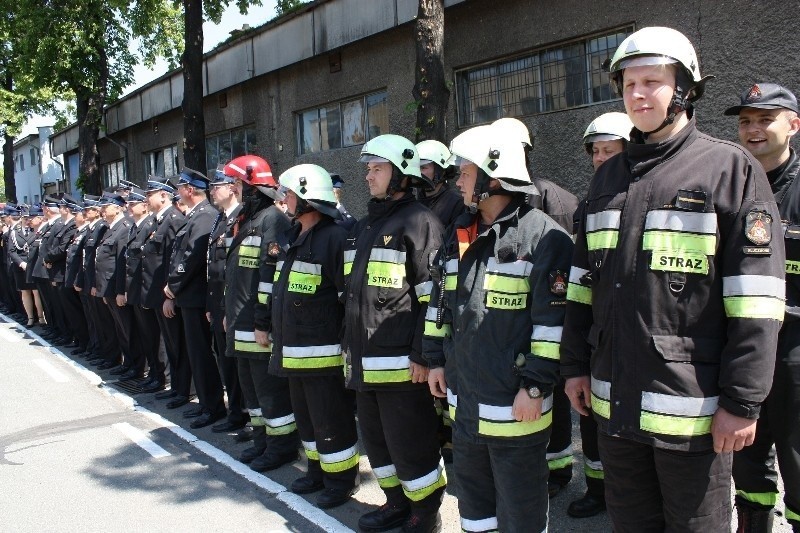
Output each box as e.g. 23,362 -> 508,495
640,391 -> 717,436
239,244 -> 260,258
373,464 -> 401,488
586,230 -> 619,251
567,283 -> 592,305
424,319 -> 452,338
531,325 -> 561,360
444,275 -> 457,291
477,399 -> 553,437
641,231 -> 716,255
415,281 -> 432,302
282,344 -> 343,369
320,445 -> 360,473
531,341 -> 559,360
366,262 -> 405,288
401,464 -> 447,502
363,369 -> 412,383
548,455 -> 573,471
343,262 -> 353,276
724,296 -> 784,320
584,459 -> 604,479
343,250 -> 356,277
650,250 -> 709,274
484,273 -> 529,293
591,377 -> 611,419
287,271 -> 322,294
486,292 -> 527,309
264,413 -> 296,435
786,507 -> 800,522
283,355 -> 343,369
736,490 -> 778,507
362,355 -> 411,384
787,260 -> 800,275
640,412 -> 712,436
235,341 -> 272,353
302,440 -> 320,461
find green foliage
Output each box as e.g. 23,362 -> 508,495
53,103 -> 77,133
275,0 -> 304,16
0,168 -> 5,202
75,174 -> 87,194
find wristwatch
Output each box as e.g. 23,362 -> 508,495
525,386 -> 543,399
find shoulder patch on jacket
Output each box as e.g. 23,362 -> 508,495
268,242 -> 280,258
549,270 -> 568,296
745,211 -> 772,245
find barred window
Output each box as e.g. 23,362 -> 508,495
296,91 -> 389,155
456,27 -> 633,126
102,159 -> 125,188
205,126 -> 257,174
144,145 -> 179,179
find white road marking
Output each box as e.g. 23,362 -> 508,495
113,422 -> 171,459
0,327 -> 21,343
33,359 -> 69,382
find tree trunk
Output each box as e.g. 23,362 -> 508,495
182,0 -> 206,175
75,43 -> 108,196
3,71 -> 17,203
412,0 -> 449,143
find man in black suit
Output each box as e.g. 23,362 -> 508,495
165,168 -> 226,427
33,196 -> 68,343
63,199 -> 91,355
44,195 -> 81,350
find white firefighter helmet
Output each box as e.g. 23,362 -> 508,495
278,164 -> 340,219
492,117 -> 532,147
358,134 -> 422,179
416,140 -> 452,169
583,112 -> 633,153
447,125 -> 531,187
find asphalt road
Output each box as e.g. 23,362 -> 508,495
0,315 -> 791,532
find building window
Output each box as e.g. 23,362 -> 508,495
23,196 -> 28,204
205,126 -> 257,174
144,145 -> 179,179
296,91 -> 389,155
30,147 -> 38,166
34,195 -> 39,203
456,27 -> 633,126
102,160 -> 126,188
18,154 -> 24,171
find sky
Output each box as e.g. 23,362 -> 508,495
21,0 -> 279,137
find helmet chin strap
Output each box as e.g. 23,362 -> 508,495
467,170 -> 510,214
287,197 -> 312,219
384,167 -> 409,200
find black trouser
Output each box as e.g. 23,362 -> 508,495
91,294 -> 120,363
454,437 -> 549,532
79,291 -> 99,354
598,432 -> 732,532
5,265 -> 21,314
36,280 -> 60,333
733,325 -> 800,527
547,380 -> 574,487
134,306 -> 162,379
155,307 -> 191,396
356,388 -> 445,517
48,282 -> 69,336
237,356 -> 298,455
579,408 -> 604,497
106,298 -> 136,370
60,285 -> 88,350
290,374 -> 359,491
180,306 -> 224,415
211,326 -> 245,423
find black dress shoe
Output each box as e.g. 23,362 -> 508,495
189,411 -> 226,429
567,492 -> 606,518
250,450 -> 299,472
70,347 -> 87,356
65,340 -> 80,348
53,336 -> 71,345
138,381 -> 166,394
290,475 -> 325,495
358,502 -> 411,532
211,419 -> 247,433
118,369 -> 144,381
235,427 -> 254,443
317,485 -> 360,509
109,365 -> 131,376
97,361 -> 121,371
183,406 -> 205,418
402,512 -> 441,533
165,395 -> 194,409
155,389 -> 177,400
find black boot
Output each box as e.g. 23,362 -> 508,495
736,505 -> 774,533
239,425 -> 267,464
567,491 -> 606,518
358,501 -> 411,532
401,512 -> 441,533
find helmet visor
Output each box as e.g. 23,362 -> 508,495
445,154 -> 476,167
584,133 -> 624,144
616,55 -> 677,72
358,154 -> 390,164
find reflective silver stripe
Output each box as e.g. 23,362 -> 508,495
415,281 -> 432,298
531,325 -> 562,342
479,396 -> 554,421
585,459 -> 603,471
362,355 -> 410,370
591,377 -> 611,400
302,440 -> 317,452
585,210 -> 621,232
258,282 -> 272,293
486,257 -> 533,277
234,330 -> 256,341
546,445 -> 573,461
641,391 -> 718,417
265,413 -> 295,427
241,235 -> 262,246
344,250 -> 357,262
447,388 -> 457,407
319,444 -> 359,464
224,237 -> 233,247
461,516 -> 498,532
275,260 -> 284,272
247,408 -> 263,417
283,344 -> 342,358
445,258 -> 458,274
425,306 -> 439,320
644,210 -> 717,234
373,464 -> 397,478
370,248 -> 406,264
722,275 -> 785,298
291,260 -> 322,275
401,463 -> 444,492
569,266 -> 590,284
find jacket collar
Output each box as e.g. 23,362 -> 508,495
627,117 -> 698,178
367,192 -> 415,220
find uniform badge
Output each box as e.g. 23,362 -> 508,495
549,270 -> 568,296
268,241 -> 280,258
177,263 -> 185,273
745,211 -> 772,245
747,84 -> 762,102
382,235 -> 393,245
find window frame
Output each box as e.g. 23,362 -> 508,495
205,126 -> 257,173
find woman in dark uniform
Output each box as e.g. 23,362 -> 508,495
9,206 -> 44,326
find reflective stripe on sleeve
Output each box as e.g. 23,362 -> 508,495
639,391 -> 718,437
257,282 -> 272,304
477,396 -> 553,437
591,377 -> 611,419
424,306 -> 451,338
415,280 -> 432,303
722,275 -> 785,320
447,388 -> 457,422
282,344 -> 343,369
566,266 -> 592,305
343,250 -> 356,276
234,330 -> 271,353
444,259 -> 458,291
531,325 -> 562,361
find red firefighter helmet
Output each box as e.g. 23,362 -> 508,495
222,155 -> 277,188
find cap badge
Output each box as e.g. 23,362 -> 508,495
747,84 -> 762,102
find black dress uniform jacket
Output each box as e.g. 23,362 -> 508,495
141,206 -> 185,309
124,214 -> 156,306
423,198 -> 574,446
341,193 -> 444,391
269,217 -> 348,377
168,199 -> 215,308
94,218 -> 132,298
65,223 -> 89,288
561,119 -> 785,452
43,217 -> 77,283
32,218 -> 62,280
83,220 -> 109,292
206,205 -> 242,327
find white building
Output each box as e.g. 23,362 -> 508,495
13,126 -> 65,204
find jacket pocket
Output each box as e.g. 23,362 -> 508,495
652,335 -> 723,363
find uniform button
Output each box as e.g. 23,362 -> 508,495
348,292 -> 353,299
615,282 -> 621,288
455,327 -> 460,332
366,225 -> 371,230
614,400 -> 620,406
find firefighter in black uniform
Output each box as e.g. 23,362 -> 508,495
205,169 -> 247,433
63,200 -> 91,356
269,164 -> 360,508
44,195 -> 81,351
93,194 -> 133,372
34,196 -> 68,344
331,174 -> 357,230
343,134 -> 445,533
424,125 -> 573,532
165,169 -> 225,424
415,140 -> 464,228
725,83 -> 800,532
561,27 -> 785,532
9,205 -> 44,325
141,177 -> 187,396
220,155 -> 298,471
